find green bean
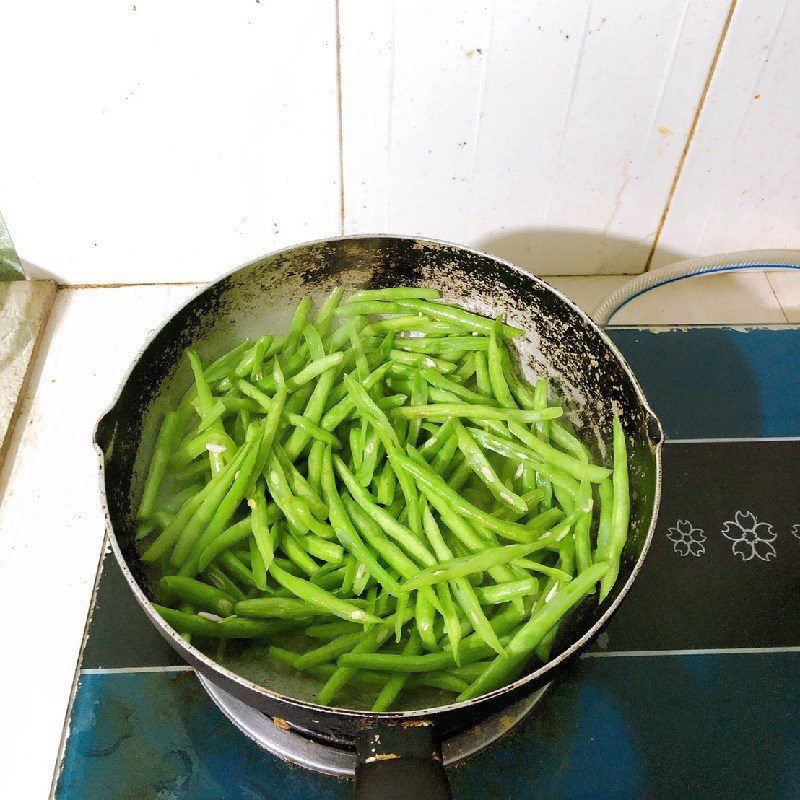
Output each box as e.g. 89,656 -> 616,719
337,635 -> 506,673
304,620 -> 360,641
334,456 -> 436,567
235,597 -> 319,619
491,488 -> 544,521
316,287 -> 344,336
388,349 -> 458,374
361,316 -> 454,338
217,550 -> 257,590
415,590 -> 438,651
159,575 -> 235,617
284,362 -> 342,460
375,458 -> 397,505
186,349 -> 228,473
413,365 -> 496,406
356,427 -> 382,488
283,352 -> 344,391
600,416 -> 630,600
233,334 -> 272,380
506,421 -> 610,483
594,477 -> 614,558
513,559 -> 572,583
249,533 -> 267,590
162,436 -> 255,566
204,564 -> 246,602
335,300 -> 404,317
177,427 -> 266,573
573,482 -> 593,573
154,605 -> 288,639
271,448 -> 325,521
395,336 -> 491,354
448,459 -> 474,493
197,518 -> 255,572
454,351 -> 477,383
204,341 -> 254,383
468,428 -> 581,499
353,561 -> 371,596
321,448 -> 404,596
350,287 -> 442,303
139,411 -> 183,520
451,578 -> 505,655
488,320 -> 518,408
340,554 -> 357,594
342,497 -> 419,584
372,630 -> 423,712
399,449 -> 566,545
317,623 -> 394,705
294,631 -> 366,669
269,562 -> 382,625
169,427 -> 238,472
458,562 -> 609,700
402,544 -> 538,592
394,299 -> 524,338
280,528 -> 320,577
394,403 -> 562,425
476,577 -> 539,605
452,420 -> 527,513
419,419 -> 454,460
430,428 -> 459,475
549,421 -> 590,462
302,534 -> 344,564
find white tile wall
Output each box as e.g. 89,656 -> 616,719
652,0 -> 800,266
0,2 -> 341,285
340,0 -> 731,274
1,0 -> 799,286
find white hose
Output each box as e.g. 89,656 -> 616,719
591,249 -> 800,326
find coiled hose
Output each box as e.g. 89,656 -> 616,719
591,249 -> 800,326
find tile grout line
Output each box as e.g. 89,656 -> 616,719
644,0 -> 739,272
335,0 -> 345,236
765,272 -> 791,324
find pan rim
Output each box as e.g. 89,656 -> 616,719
95,232 -> 663,721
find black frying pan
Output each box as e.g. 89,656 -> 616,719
94,235 -> 662,799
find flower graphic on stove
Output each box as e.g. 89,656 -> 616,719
666,519 -> 706,557
721,511 -> 777,562
792,524 -> 800,543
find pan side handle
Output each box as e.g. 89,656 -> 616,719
354,721 -> 451,800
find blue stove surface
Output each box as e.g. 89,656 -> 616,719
55,326 -> 800,800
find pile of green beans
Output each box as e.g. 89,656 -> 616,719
137,287 -> 631,709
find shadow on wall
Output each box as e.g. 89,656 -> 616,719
474,227 -> 686,275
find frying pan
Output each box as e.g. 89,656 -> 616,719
94,234 -> 663,799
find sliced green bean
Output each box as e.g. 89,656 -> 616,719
269,562 -> 382,625
394,403 -> 562,425
139,411 -> 183,520
458,562 -> 608,700
159,575 -> 235,617
394,299 -> 524,338
600,416 -> 630,600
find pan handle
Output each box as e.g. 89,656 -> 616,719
354,721 -> 451,800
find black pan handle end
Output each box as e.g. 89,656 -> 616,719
354,721 -> 451,800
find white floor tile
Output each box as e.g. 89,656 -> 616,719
0,284 -> 202,800
543,272 -> 788,325
767,269 -> 800,324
